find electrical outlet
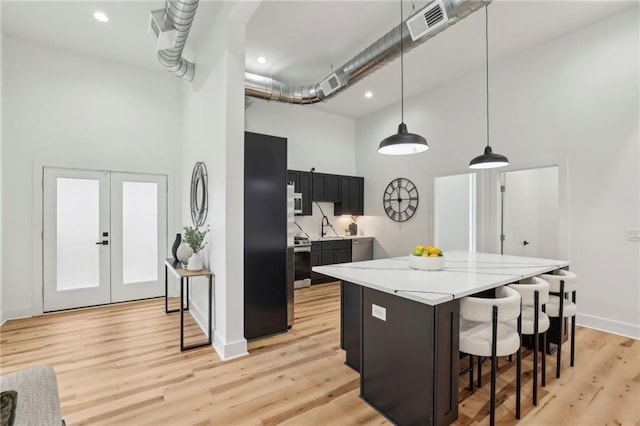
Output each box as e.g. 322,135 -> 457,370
627,228 -> 640,241
372,304 -> 387,321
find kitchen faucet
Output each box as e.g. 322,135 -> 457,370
321,215 -> 330,237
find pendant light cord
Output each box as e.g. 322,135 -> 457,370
400,0 -> 404,124
485,5 -> 490,148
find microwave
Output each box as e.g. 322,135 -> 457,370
293,193 -> 303,214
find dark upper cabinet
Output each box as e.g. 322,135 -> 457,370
334,176 -> 365,216
287,169 -> 312,215
313,173 -> 341,202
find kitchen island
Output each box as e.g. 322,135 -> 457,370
313,251 -> 569,426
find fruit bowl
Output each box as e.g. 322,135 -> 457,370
409,254 -> 445,271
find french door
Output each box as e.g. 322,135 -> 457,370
43,168 -> 167,312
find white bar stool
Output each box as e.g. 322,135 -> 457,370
459,286 -> 522,426
540,269 -> 578,378
508,277 -> 550,405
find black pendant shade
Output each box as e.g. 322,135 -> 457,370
378,123 -> 429,155
378,0 -> 427,156
468,145 -> 509,169
468,5 -> 509,170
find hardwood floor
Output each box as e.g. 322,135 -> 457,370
1,283 -> 638,425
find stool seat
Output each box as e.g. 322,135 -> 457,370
545,296 -> 577,317
460,320 -> 521,357
520,306 -> 550,335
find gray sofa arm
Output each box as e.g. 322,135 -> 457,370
0,365 -> 62,426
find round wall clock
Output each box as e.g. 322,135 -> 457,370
383,178 -> 419,222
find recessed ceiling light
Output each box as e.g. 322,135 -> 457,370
93,11 -> 109,22
257,56 -> 267,64
365,91 -> 373,98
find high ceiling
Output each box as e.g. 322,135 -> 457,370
2,0 -> 635,118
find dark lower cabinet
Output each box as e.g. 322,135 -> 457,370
311,240 -> 352,284
341,281 -> 361,372
358,287 -> 459,426
244,132 -> 288,341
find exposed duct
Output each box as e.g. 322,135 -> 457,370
245,0 -> 491,104
154,0 -> 199,81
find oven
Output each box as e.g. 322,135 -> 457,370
294,244 -> 311,288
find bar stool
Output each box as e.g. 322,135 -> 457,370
508,277 -> 550,406
459,286 -> 522,426
540,270 -> 578,378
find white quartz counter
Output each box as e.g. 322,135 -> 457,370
308,235 -> 374,241
312,251 -> 569,306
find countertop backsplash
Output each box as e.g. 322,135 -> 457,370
294,202 -> 368,239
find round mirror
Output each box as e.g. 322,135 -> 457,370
190,162 -> 208,226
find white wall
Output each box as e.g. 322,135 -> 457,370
181,2 -> 258,360
245,98 -> 360,238
1,36 -> 184,321
245,99 -> 356,175
356,9 -> 639,337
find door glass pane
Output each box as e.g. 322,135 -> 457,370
122,181 -> 158,284
57,178 -> 100,290
434,173 -> 476,251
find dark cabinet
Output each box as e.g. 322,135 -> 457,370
312,173 -> 341,202
286,169 -> 312,215
311,239 -> 352,284
334,176 -> 364,216
244,132 -> 288,341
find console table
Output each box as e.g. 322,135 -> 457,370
164,259 -> 213,351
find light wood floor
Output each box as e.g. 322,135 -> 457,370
1,283 -> 638,425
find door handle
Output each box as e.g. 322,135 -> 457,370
96,240 -> 109,245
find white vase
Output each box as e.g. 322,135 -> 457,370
187,251 -> 203,271
176,242 -> 193,265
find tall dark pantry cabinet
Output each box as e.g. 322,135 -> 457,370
244,132 -> 288,340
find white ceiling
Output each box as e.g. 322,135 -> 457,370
2,0 -> 635,118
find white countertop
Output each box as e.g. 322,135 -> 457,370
312,251 -> 569,306
308,235 -> 374,241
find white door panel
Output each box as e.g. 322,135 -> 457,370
43,168 -> 111,311
110,173 -> 167,303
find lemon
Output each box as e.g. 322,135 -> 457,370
414,245 -> 424,252
429,253 -> 439,257
421,252 -> 430,257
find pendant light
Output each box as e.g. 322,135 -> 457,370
469,5 -> 509,169
377,0 -> 428,155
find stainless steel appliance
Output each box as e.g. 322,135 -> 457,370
293,192 -> 303,215
287,184 -> 295,327
352,238 -> 373,262
294,237 -> 311,288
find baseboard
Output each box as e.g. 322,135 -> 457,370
0,306 -> 33,325
187,294 -> 248,361
576,313 -> 640,340
213,331 -> 248,361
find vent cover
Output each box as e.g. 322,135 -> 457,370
406,1 -> 449,41
319,73 -> 342,97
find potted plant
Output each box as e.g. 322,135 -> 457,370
183,225 -> 209,271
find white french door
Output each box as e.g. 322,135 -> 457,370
43,168 -> 167,312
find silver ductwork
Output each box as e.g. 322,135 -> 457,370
245,0 -> 491,104
156,0 -> 199,81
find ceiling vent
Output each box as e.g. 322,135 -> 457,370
149,9 -> 178,51
406,1 -> 449,41
319,73 -> 342,97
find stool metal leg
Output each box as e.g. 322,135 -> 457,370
477,355 -> 482,388
556,280 -> 565,378
490,306 -> 498,426
469,353 -> 474,391
533,291 -> 539,406
570,291 -> 576,367
516,301 -> 521,420
541,331 -> 547,387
